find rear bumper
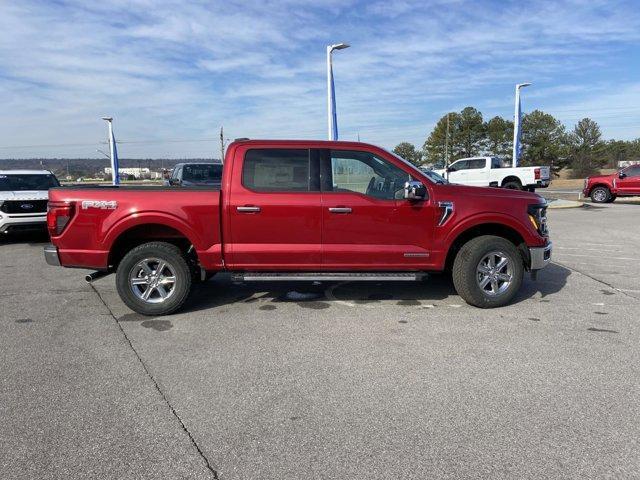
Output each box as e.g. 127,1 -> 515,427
529,241 -> 552,270
44,244 -> 61,266
527,180 -> 550,189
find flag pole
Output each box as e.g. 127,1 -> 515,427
101,117 -> 119,185
512,83 -> 531,167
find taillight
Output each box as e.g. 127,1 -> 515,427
47,201 -> 75,236
534,168 -> 541,180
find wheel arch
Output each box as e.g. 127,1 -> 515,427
501,176 -> 522,187
107,222 -> 199,269
587,183 -> 611,196
444,222 -> 530,272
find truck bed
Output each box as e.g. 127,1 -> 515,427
48,186 -> 223,270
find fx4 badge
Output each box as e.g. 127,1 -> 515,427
81,200 -> 117,210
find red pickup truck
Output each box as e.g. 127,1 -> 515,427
583,164 -> 640,203
44,140 -> 552,315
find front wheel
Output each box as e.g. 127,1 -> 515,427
590,186 -> 611,203
116,242 -> 193,316
452,235 -> 524,308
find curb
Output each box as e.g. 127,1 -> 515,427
547,200 -> 585,209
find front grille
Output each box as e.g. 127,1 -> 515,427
0,200 -> 48,214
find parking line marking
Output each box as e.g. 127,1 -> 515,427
556,253 -> 637,261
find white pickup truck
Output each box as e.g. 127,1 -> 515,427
433,157 -> 551,191
0,169 -> 59,235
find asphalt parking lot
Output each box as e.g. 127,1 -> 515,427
2,203 -> 639,479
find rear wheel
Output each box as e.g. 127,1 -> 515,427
590,186 -> 611,203
502,180 -> 522,190
452,235 -> 524,308
116,242 -> 192,316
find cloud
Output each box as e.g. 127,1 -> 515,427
0,0 -> 639,158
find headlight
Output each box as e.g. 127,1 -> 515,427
527,203 -> 548,236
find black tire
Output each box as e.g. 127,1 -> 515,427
605,195 -> 617,203
502,180 -> 522,190
452,235 -> 524,308
590,186 -> 611,203
116,242 -> 192,316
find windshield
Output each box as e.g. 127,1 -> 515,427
424,169 -> 448,184
182,164 -> 222,183
0,174 -> 59,191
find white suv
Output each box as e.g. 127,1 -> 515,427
0,170 -> 60,235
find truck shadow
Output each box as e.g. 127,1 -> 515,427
0,230 -> 50,246
183,263 -> 571,314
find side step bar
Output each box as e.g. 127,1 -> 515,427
232,272 -> 426,282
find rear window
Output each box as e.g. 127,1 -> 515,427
0,174 -> 59,191
242,149 -> 311,191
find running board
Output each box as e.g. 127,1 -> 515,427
232,272 -> 426,282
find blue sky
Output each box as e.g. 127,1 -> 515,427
1,0 -> 640,159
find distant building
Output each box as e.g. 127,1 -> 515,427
104,167 -> 151,179
618,160 -> 640,168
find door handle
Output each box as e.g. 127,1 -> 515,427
237,206 -> 261,213
328,207 -> 352,214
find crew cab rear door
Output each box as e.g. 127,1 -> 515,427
320,148 -> 435,269
225,146 -> 322,269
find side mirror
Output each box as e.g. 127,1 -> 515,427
404,180 -> 427,200
169,178 -> 181,186
619,172 -> 627,179
446,166 -> 454,173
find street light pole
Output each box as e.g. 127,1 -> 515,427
326,43 -> 350,141
512,83 -> 531,167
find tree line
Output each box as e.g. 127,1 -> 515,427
393,107 -> 640,178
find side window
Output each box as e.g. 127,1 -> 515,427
491,157 -> 503,169
450,160 -> 469,172
243,149 -> 311,192
329,150 -> 411,200
624,165 -> 640,177
468,159 -> 486,169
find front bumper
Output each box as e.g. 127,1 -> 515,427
0,213 -> 47,234
44,244 -> 61,266
529,241 -> 552,270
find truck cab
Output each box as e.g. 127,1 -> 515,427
166,162 -> 223,187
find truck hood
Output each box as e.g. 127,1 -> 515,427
441,183 -> 543,202
0,190 -> 50,201
586,173 -> 614,182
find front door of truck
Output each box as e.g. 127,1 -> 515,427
617,165 -> 640,195
320,149 -> 436,270
226,147 -> 322,270
465,158 -> 488,186
446,159 -> 470,184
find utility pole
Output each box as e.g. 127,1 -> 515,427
219,126 -> 226,163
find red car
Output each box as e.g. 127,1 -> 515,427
44,140 -> 552,315
583,164 -> 640,203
